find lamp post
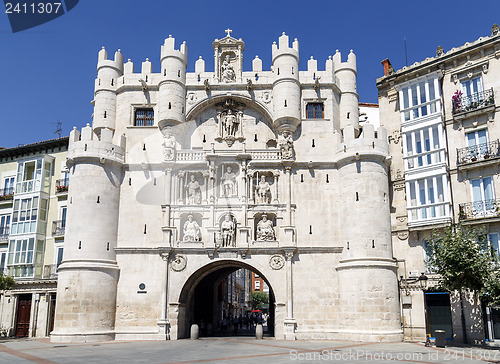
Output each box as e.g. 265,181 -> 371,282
419,273 -> 430,346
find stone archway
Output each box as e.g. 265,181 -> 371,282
172,259 -> 280,339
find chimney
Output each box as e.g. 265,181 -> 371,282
381,58 -> 393,76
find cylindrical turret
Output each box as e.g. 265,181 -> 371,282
334,50 -> 359,132
158,35 -> 188,130
334,125 -> 402,342
93,47 -> 123,135
272,33 -> 301,133
51,125 -> 125,343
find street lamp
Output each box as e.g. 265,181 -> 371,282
418,273 -> 430,346
418,273 -> 428,289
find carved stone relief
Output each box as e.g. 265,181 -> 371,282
171,255 -> 187,271
220,165 -> 238,197
256,214 -> 275,241
256,175 -> 271,204
215,99 -> 245,146
278,131 -> 294,160
183,214 -> 201,242
269,254 -> 285,270
219,213 -> 236,247
185,174 -> 202,205
162,131 -> 175,161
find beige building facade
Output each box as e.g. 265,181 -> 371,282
0,138 -> 68,338
377,24 -> 500,344
50,31 -> 402,342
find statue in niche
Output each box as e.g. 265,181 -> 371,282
257,214 -> 275,241
221,55 -> 236,83
221,166 -> 237,197
162,132 -> 175,161
185,174 -> 202,205
183,214 -> 201,242
256,175 -> 271,204
223,109 -> 239,137
279,131 -> 294,160
220,214 -> 235,247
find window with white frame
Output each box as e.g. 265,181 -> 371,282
404,124 -> 444,170
7,238 -> 44,278
10,197 -> 48,235
470,176 -> 495,218
462,76 -> 483,99
0,245 -> 7,275
54,242 -> 64,267
2,176 -> 14,195
466,129 -> 489,160
407,175 -> 450,222
0,214 -> 10,237
254,280 -> 261,291
400,77 -> 440,122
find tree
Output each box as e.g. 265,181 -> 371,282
427,223 -> 500,343
0,274 -> 15,291
251,291 -> 269,309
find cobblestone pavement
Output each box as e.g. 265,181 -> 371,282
1,337 -> 500,364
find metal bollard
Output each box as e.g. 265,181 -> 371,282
190,324 -> 199,340
255,324 -> 263,339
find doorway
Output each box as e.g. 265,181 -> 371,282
178,262 -> 275,339
16,294 -> 32,337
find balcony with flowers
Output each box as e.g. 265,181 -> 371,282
458,199 -> 500,221
0,187 -> 14,205
55,178 -> 69,195
452,89 -> 495,118
457,140 -> 500,168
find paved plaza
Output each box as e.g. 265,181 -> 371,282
1,337 -> 500,364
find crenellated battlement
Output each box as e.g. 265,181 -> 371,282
97,47 -> 124,75
160,35 -> 188,65
67,124 -> 126,165
333,49 -> 356,74
334,124 -> 390,162
272,32 -> 299,62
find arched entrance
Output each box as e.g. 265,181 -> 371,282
177,260 -> 275,339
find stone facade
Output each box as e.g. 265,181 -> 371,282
377,25 -> 500,343
50,31 -> 402,342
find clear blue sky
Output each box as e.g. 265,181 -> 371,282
0,0 -> 498,148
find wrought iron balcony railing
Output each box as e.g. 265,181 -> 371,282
52,220 -> 66,236
0,187 -> 14,201
55,178 -> 69,193
458,199 -> 500,220
457,140 -> 500,165
0,226 -> 9,241
452,88 -> 495,114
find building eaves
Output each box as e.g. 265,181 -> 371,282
0,137 -> 69,159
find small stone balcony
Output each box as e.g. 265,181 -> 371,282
452,88 -> 495,117
457,140 -> 500,166
458,199 -> 500,221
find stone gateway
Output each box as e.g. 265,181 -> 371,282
50,32 -> 402,342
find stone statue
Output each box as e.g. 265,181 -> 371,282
221,166 -> 237,197
220,214 -> 235,247
183,215 -> 201,242
221,55 -> 236,83
223,109 -> 239,137
162,132 -> 175,161
185,174 -> 202,205
256,175 -> 271,204
279,131 -> 294,160
257,215 -> 275,241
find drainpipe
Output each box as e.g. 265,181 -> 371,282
32,293 -> 40,337
440,74 -> 456,223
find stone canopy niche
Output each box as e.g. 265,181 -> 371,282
215,98 -> 245,146
213,29 -> 244,83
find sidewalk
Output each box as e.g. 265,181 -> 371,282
1,337 -> 500,363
